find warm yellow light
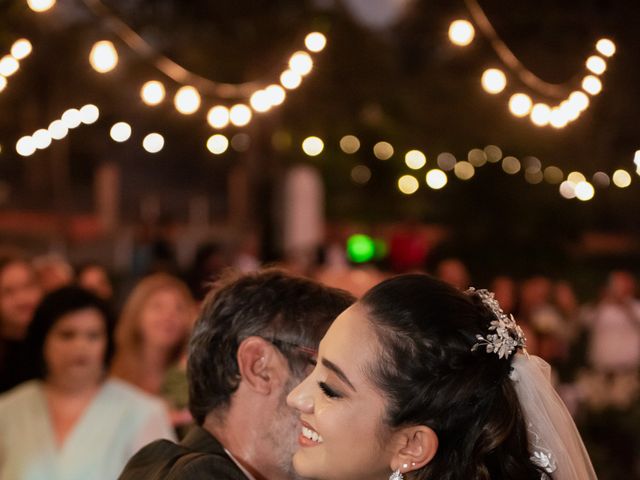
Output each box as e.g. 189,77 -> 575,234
567,171 -> 586,184
437,152 -> 457,171
426,169 -> 447,189
468,148 -> 487,167
612,169 -> 631,188
405,150 -> 427,170
0,56 -> 19,77
543,166 -> 563,184
596,38 -> 616,57
48,119 -> 68,140
340,135 -> 360,154
250,90 -> 271,113
143,133 -> 164,153
454,161 -> 475,180
502,156 -> 521,175
32,129 -> 51,150
575,181 -> 595,201
141,80 -> 166,106
0,75 -> 6,92
373,141 -> 394,160
448,20 -> 475,47
11,39 -> 32,60
229,104 -> 252,127
559,181 -> 577,199
289,51 -> 313,76
110,122 -> 131,142
525,169 -> 543,184
206,134 -> 229,155
568,91 -> 589,112
302,136 -> 324,156
484,145 -> 503,163
16,136 -> 36,156
559,100 -> 580,122
207,106 -> 230,129
79,104 -> 100,124
481,68 -> 507,94
89,40 -> 118,73
530,103 -> 551,127
398,175 -> 419,194
509,93 -> 532,117
582,75 -> 602,95
586,55 -> 606,75
634,150 -> 640,168
61,108 -> 82,129
265,85 -> 286,106
549,108 -> 568,129
174,86 -> 201,114
351,165 -> 371,184
27,0 -> 56,12
280,70 -> 302,90
305,32 -> 327,52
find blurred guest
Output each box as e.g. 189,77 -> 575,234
33,253 -> 74,293
186,242 -> 228,301
77,262 -> 114,302
110,273 -> 195,396
583,270 -> 640,373
0,252 -> 43,393
0,286 -> 174,480
435,257 -> 470,291
491,275 -> 518,315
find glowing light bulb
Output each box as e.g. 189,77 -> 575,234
568,91 -> 589,112
582,75 -> 602,95
448,20 -> 475,47
398,175 -> 419,194
567,171 -> 586,184
265,84 -> 286,106
575,181 -> 595,201
502,156 -> 521,175
32,129 -> 52,149
229,104 -> 252,127
373,141 -> 394,160
530,103 -> 551,127
11,39 -> 32,60
509,93 -> 533,117
79,104 -> 100,124
250,90 -> 271,113
586,55 -> 606,75
405,150 -> 427,170
481,68 -> 507,94
16,136 -> 36,156
206,134 -> 229,155
0,56 -> 19,77
27,0 -> 56,12
454,161 -> 475,180
340,135 -> 360,154
559,181 -> 576,199
289,51 -> 313,76
48,120 -> 68,140
207,106 -> 230,129
305,32 -> 327,52
425,169 -> 447,189
549,108 -> 568,129
141,80 -> 166,106
110,122 -> 131,142
174,86 -> 201,114
89,41 -> 118,73
280,70 -> 302,90
0,75 -> 6,92
612,169 -> 631,188
302,136 -> 324,156
143,133 -> 164,153
61,108 -> 82,129
596,38 -> 616,57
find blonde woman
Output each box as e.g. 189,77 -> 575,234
111,274 -> 195,397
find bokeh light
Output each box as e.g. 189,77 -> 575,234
481,68 -> 507,94
79,104 -> 100,124
229,104 -> 252,127
596,38 -> 616,57
207,106 -> 230,129
16,136 -> 36,156
582,75 -> 602,95
502,156 -> 521,174
468,148 -> 487,167
347,234 -> 375,263
110,122 -> 132,142
32,129 -> 52,150
559,181 -> 577,199
289,51 -> 313,76
207,134 -> 229,155
302,136 -> 324,156
141,80 -> 166,106
405,150 -> 427,170
425,169 -> 447,189
48,120 -> 68,140
11,39 -> 32,60
508,93 -> 533,117
530,103 -> 551,127
612,169 -> 631,188
265,84 -> 286,106
437,152 -> 457,171
27,0 -> 56,12
280,70 -> 302,90
0,56 -> 19,77
305,32 -> 327,52
398,175 -> 419,194
586,55 -> 607,75
174,86 -> 201,114
89,40 -> 118,73
351,165 -> 372,184
569,91 -> 589,112
61,108 -> 82,128
575,181 -> 595,201
373,141 -> 394,160
0,76 -> 6,92
592,171 -> 611,188
543,166 -> 563,184
340,135 -> 361,154
484,145 -> 503,163
448,20 -> 475,47
143,133 -> 164,153
231,133 -> 251,152
454,161 -> 475,180
567,171 -> 586,184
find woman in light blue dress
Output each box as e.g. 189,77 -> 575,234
0,286 -> 175,480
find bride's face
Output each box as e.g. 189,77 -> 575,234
287,304 -> 396,480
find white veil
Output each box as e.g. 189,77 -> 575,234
510,353 -> 597,480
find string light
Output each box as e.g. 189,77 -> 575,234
289,51 -> 313,76
448,20 -> 475,47
612,169 -> 631,188
229,104 -> 252,127
174,86 -> 201,114
207,106 -> 230,129
405,150 -> 427,170
302,136 -> 324,156
305,32 -> 327,53
206,134 -> 229,154
142,133 -> 164,153
79,104 -> 100,124
426,169 -> 447,189
575,181 -> 595,201
10,39 -> 32,60
481,68 -> 506,94
141,80 -> 166,106
509,93 -> 533,117
250,90 -> 272,113
110,122 -> 132,142
373,141 -> 394,160
89,40 -> 118,73
398,175 -> 419,194
340,135 -> 361,154
48,120 -> 68,140
0,56 -> 19,77
32,129 -> 52,149
586,55 -> 606,75
530,103 -> 551,127
596,38 -> 616,57
0,76 -> 6,93
27,0 -> 56,12
280,70 -> 302,90
582,75 -> 602,95
16,136 -> 36,157
61,108 -> 82,128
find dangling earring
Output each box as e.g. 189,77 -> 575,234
389,470 -> 404,480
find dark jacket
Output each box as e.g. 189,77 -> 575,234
118,426 -> 249,480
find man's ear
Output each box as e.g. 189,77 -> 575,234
389,425 -> 438,474
236,336 -> 281,395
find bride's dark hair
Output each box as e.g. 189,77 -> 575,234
361,274 -> 544,480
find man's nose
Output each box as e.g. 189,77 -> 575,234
286,381 -> 313,413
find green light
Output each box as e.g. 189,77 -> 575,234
347,234 -> 375,263
373,238 -> 388,260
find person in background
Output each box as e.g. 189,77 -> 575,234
0,286 -> 174,480
0,251 -> 43,393
119,269 -> 354,480
77,262 -> 114,303
435,257 -> 471,291
33,253 -> 74,293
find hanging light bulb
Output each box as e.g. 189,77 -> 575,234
481,68 -> 507,94
0,56 -> 19,77
11,39 -> 32,60
207,106 -> 230,129
280,70 -> 302,90
27,0 -> 56,12
250,90 -> 272,113
141,80 -> 166,106
305,32 -> 327,52
582,75 -> 602,95
229,104 -> 252,127
289,51 -> 313,76
174,86 -> 201,114
530,103 -> 551,127
89,41 -> 118,73
110,122 -> 132,142
508,93 -> 533,117
448,20 -> 475,47
586,55 -> 606,75
595,38 -> 616,57
142,133 -> 165,153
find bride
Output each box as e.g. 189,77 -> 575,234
287,274 -> 596,480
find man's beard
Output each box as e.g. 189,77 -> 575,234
262,374 -> 308,480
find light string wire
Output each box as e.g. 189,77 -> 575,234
464,0 -> 570,99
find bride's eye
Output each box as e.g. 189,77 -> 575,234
318,381 -> 342,399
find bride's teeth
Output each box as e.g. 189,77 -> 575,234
302,426 -> 323,443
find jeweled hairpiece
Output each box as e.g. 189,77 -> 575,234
466,287 -> 526,359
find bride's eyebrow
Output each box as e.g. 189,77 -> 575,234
321,358 -> 357,392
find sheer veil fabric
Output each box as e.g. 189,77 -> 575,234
510,353 -> 597,480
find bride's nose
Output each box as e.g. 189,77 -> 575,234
287,378 -> 314,413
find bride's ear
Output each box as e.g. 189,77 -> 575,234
389,425 -> 438,474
